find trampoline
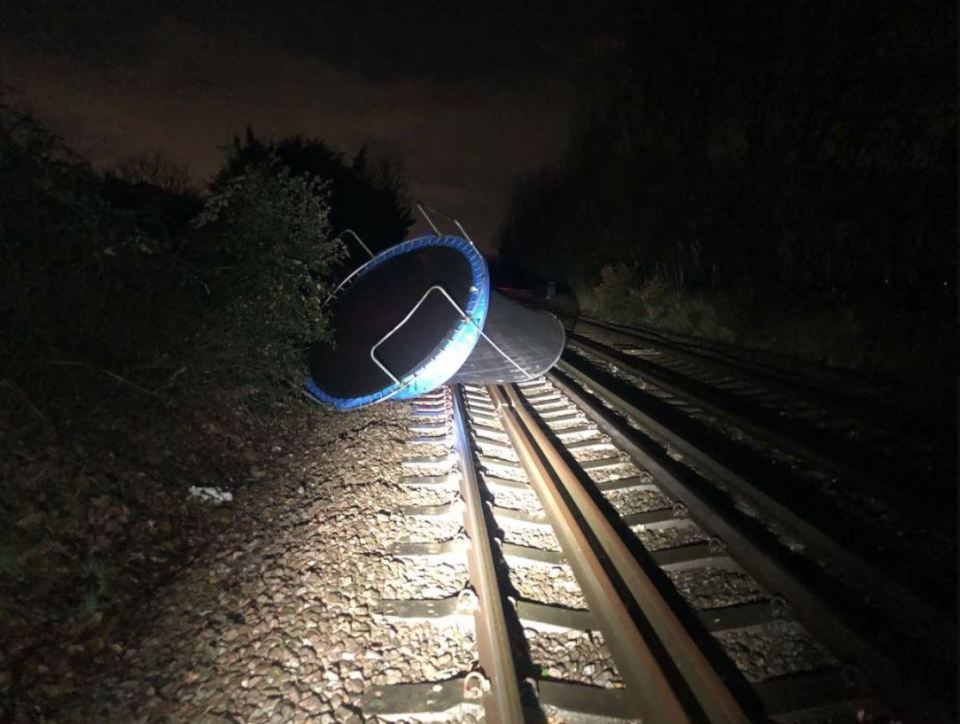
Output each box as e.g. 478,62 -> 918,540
305,234 -> 564,411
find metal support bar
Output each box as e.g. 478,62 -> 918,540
416,201 -> 479,249
416,201 -> 444,236
322,230 -> 375,307
339,228 -> 374,258
368,285 -> 535,398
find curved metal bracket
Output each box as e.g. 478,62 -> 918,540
369,284 -> 536,393
339,228 -> 374,258
416,202 -> 479,249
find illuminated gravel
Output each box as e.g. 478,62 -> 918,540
379,512 -> 462,546
474,438 -> 518,461
570,445 -> 628,463
477,457 -> 527,482
525,629 -> 622,688
58,397 -> 483,723
714,621 -> 836,682
604,487 -> 674,516
487,484 -> 541,513
378,559 -> 468,600
667,566 -> 766,609
500,522 -> 562,552
509,563 -> 587,610
374,623 -> 477,683
542,416 -> 590,431
391,483 -> 457,508
552,428 -> 603,444
633,520 -> 710,551
585,461 -> 644,483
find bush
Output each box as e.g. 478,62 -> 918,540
190,160 -> 345,390
215,129 -> 413,254
0,103 -> 188,381
578,264 -> 740,342
0,103 -> 348,431
580,263 -> 956,424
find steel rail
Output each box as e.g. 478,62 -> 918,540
556,353 -> 954,639
568,333 -> 868,474
566,334 -> 950,530
571,315 -> 882,415
450,387 -> 526,724
546,368 -> 953,722
488,384 -> 750,724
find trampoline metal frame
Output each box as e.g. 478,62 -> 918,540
417,202 -> 478,248
338,228 -> 374,259
308,228 -> 506,409
369,284 -> 536,399
323,229 -> 375,308
325,206 -> 477,310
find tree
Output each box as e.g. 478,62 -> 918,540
112,152 -> 195,195
214,129 -> 413,254
497,0 -> 955,299
192,159 -> 346,387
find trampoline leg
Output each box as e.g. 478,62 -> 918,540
369,284 -> 536,393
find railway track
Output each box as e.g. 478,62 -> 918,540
565,316 -> 903,422
560,320 -> 956,711
359,371 -> 953,721
565,316 -> 953,488
562,323 -> 955,592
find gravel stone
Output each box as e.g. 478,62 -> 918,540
526,629 -> 622,688
604,487 -> 674,516
52,398 -> 478,722
633,520 -> 710,550
478,458 -> 528,482
500,523 -> 562,552
667,566 -> 766,609
377,559 -> 469,600
509,563 -> 587,609
486,484 -> 541,513
584,460 -> 645,483
714,621 -> 837,682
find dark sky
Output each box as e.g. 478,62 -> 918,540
0,1 -> 628,252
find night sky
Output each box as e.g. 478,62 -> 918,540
1,1 -> 629,252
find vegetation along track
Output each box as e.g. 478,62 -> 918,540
359,376 -> 950,722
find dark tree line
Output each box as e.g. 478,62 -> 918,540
498,0 -> 955,304
217,128 -> 413,255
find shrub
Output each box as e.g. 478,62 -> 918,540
1,103 -> 348,428
191,160 -> 345,391
579,263 -> 740,342
579,262 -> 956,424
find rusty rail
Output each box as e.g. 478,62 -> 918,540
488,384 -> 749,723
547,368 -> 952,721
450,387 -> 526,723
